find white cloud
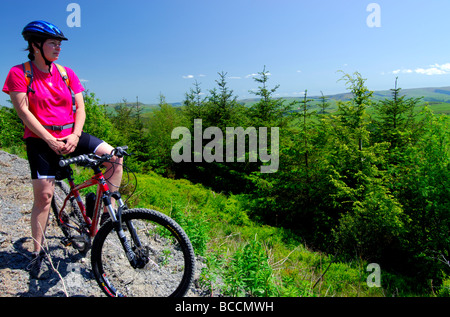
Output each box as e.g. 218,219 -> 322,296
245,72 -> 271,78
80,78 -> 89,83
392,69 -> 413,75
391,63 -> 450,76
228,76 -> 241,79
182,75 -> 194,79
415,67 -> 446,75
291,91 -> 307,96
438,63 -> 450,72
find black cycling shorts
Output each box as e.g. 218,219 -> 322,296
25,132 -> 105,180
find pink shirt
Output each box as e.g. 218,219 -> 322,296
2,62 -> 85,139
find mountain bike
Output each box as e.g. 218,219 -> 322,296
50,146 -> 195,297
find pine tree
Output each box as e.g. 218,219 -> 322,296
318,91 -> 330,114
205,72 -> 243,130
336,71 -> 373,151
248,66 -> 290,128
82,90 -> 117,145
182,80 -> 205,129
146,94 -> 187,175
372,77 -> 423,152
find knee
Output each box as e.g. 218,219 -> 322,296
96,143 -> 123,173
110,155 -> 123,173
33,190 -> 53,211
32,179 -> 55,212
115,156 -> 123,170
101,158 -> 123,184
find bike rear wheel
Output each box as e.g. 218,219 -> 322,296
51,180 -> 91,253
91,208 -> 195,297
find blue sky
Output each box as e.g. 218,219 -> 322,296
2,0 -> 450,106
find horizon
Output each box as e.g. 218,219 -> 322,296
2,1 -> 450,107
105,84 -> 450,107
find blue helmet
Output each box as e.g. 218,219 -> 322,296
22,20 -> 68,41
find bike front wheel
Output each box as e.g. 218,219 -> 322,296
91,208 -> 195,297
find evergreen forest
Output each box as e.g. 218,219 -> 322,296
1,69 -> 449,297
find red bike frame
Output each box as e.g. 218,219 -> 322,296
58,170 -> 111,237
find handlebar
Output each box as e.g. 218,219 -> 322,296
59,146 -> 129,167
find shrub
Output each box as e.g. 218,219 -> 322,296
335,184 -> 407,261
223,238 -> 275,297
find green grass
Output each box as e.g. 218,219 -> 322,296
427,102 -> 450,115
116,169 -> 436,297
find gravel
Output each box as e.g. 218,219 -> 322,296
0,150 -> 206,297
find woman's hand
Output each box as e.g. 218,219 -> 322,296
47,138 -> 66,155
57,133 -> 80,155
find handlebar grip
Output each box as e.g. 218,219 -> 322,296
59,154 -> 89,167
59,146 -> 129,167
114,146 -> 129,157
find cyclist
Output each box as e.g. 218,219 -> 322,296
2,21 -> 123,278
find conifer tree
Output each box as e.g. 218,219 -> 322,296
146,94 -> 187,175
182,80 -> 205,129
372,77 -> 423,153
318,91 -> 330,114
248,66 -> 290,128
205,72 -> 242,130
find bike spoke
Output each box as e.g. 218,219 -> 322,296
92,210 -> 194,297
51,181 -> 91,253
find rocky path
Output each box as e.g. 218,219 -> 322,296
0,150 -> 205,297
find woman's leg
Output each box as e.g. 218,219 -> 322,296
95,143 -> 123,205
30,178 -> 55,253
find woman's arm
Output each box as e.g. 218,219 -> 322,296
58,92 -> 86,154
9,91 -> 65,154
72,92 -> 85,137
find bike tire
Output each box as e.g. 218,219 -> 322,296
91,208 -> 195,297
51,180 -> 90,253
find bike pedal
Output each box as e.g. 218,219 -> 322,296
61,238 -> 72,247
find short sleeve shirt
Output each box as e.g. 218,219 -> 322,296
2,62 -> 85,139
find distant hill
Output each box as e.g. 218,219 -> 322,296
242,86 -> 450,104
371,86 -> 450,103
106,86 -> 450,115
240,86 -> 450,115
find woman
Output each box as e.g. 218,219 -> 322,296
2,21 -> 122,278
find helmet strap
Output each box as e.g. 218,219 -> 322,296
34,40 -> 53,74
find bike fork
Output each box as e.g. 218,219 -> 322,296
104,195 -> 148,269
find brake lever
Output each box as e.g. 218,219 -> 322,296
113,147 -> 130,158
